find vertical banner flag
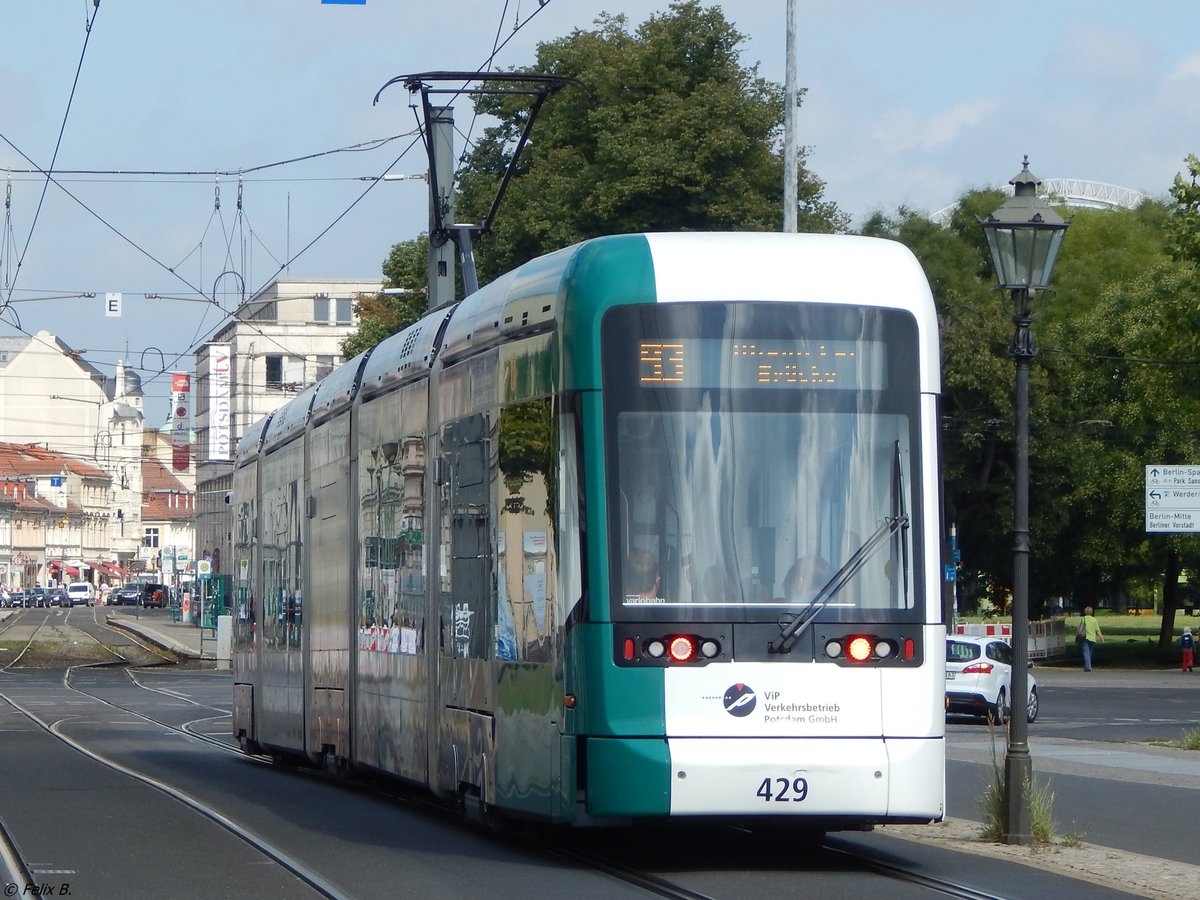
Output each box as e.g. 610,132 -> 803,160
171,372 -> 191,471
207,344 -> 232,461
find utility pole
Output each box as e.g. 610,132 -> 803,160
376,71 -> 571,306
783,0 -> 798,232
427,105 -> 457,311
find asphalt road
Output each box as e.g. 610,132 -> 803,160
0,662 -> 1153,900
946,665 -> 1200,863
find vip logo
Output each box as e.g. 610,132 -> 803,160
723,683 -> 757,717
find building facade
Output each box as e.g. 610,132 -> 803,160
193,278 -> 379,591
0,445 -> 114,588
0,277 -> 376,592
0,332 -> 195,587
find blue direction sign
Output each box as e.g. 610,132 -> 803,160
1146,465 -> 1200,533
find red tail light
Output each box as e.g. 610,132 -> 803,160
961,662 -> 993,674
668,635 -> 697,663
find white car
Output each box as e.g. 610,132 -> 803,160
66,582 -> 95,607
945,635 -> 1038,723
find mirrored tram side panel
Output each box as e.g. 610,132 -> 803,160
306,409 -> 353,765
354,381 -> 431,782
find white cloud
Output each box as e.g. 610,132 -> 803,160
1053,22 -> 1154,83
1168,54 -> 1200,80
871,99 -> 1000,154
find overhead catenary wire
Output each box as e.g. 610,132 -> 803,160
5,0 -> 102,308
2,0 -> 559,410
0,131 -> 421,181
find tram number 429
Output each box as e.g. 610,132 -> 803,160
756,776 -> 809,802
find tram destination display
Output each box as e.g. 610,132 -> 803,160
638,338 -> 887,389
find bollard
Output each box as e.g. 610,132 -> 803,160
216,615 -> 232,670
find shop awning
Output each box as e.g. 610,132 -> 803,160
98,561 -> 127,577
64,565 -> 80,577
47,559 -> 64,570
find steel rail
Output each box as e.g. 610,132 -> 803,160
823,838 -> 1012,900
0,687 -> 344,899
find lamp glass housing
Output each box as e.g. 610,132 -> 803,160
978,158 -> 1070,291
982,221 -> 1067,291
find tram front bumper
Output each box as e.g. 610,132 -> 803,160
585,736 -> 943,820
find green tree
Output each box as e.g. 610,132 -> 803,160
341,236 -> 428,358
863,195 -> 1016,612
869,191 -> 1179,620
1066,260 -> 1200,649
1168,153 -> 1200,264
1030,202 -> 1172,606
1042,201 -> 1172,327
455,1 -> 846,281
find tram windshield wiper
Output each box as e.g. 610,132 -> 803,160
770,442 -> 910,655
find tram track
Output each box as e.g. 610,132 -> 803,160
822,837 -> 1011,899
0,605 -> 181,672
3,661 -> 1042,899
0,809 -> 36,891
0,677 -> 348,900
0,609 -> 54,671
526,825 -> 1011,900
67,668 -> 1009,900
63,662 -> 241,753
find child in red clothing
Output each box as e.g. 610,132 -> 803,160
1182,626 -> 1194,672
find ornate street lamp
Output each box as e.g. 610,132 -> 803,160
979,157 -> 1069,845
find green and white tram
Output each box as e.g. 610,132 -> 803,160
232,231 -> 946,828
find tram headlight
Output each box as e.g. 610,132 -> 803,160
821,633 -> 916,664
635,634 -> 719,664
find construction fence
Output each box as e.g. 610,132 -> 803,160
952,619 -> 1067,660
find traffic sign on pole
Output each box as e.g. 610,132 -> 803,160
1146,465 -> 1200,533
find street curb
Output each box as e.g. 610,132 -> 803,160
106,614 -> 205,660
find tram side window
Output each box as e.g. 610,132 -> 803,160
359,431 -> 427,656
440,413 -> 493,660
263,479 -> 303,649
495,398 -> 558,662
233,497 -> 256,647
285,480 -> 303,649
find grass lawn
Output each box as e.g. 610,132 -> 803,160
957,613 -> 1197,669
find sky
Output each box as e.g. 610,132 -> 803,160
2,0 -> 1199,425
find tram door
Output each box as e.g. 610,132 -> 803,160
435,413 -> 496,800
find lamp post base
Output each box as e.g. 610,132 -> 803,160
1002,747 -> 1033,845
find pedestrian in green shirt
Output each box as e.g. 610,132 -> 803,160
1079,606 -> 1104,671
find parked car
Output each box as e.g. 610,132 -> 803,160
142,584 -> 168,608
66,582 -> 95,607
111,583 -> 141,605
48,587 -> 69,607
27,587 -> 49,608
112,582 -> 168,607
945,635 -> 1039,724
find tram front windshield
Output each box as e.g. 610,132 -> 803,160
603,302 -> 924,624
